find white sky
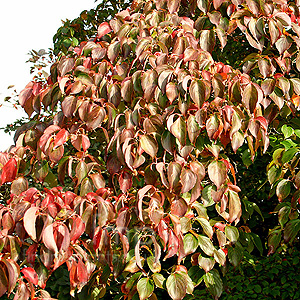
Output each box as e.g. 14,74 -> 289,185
0,0 -> 97,151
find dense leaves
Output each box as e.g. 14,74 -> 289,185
1,0 -> 300,299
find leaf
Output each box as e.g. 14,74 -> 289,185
187,115 -> 201,145
181,168 -> 197,194
140,135 -> 158,158
198,256 -> 215,273
1,158 -> 17,185
283,219 -> 300,243
196,217 -> 213,239
11,176 -> 28,195
42,223 -> 58,253
136,38 -> 151,57
261,78 -> 276,96
58,57 -> 74,77
54,129 -> 69,149
23,207 -> 39,242
166,82 -> 179,103
276,179 -> 291,201
231,131 -> 244,153
170,116 -> 187,145
228,190 -> 242,224
281,125 -> 294,139
213,249 -> 226,266
228,246 -> 243,267
282,148 -> 298,164
76,161 -> 88,185
189,80 -> 205,108
61,96 -> 77,118
203,270 -> 223,299
183,233 -> 198,255
198,235 -> 215,256
242,83 -> 258,113
275,36 -> 292,55
98,22 -> 112,38
225,226 -> 239,243
208,160 -> 227,189
197,0 -> 209,13
137,278 -> 154,300
119,171 -> 132,193
200,30 -> 216,53
153,273 -> 165,288
147,256 -> 161,273
21,267 -> 38,285
166,272 -> 187,300
2,259 -> 19,295
107,41 -> 120,63
168,162 -> 182,190
0,264 -> 8,297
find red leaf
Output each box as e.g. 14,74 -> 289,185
98,22 -> 112,39
2,258 -> 19,295
164,230 -> 179,260
70,216 -> 85,242
1,158 -> 17,185
77,259 -> 88,284
21,267 -> 38,285
119,171 -> 132,193
54,129 -> 69,149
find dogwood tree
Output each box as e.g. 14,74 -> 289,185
0,0 -> 300,299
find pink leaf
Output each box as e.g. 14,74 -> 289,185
42,223 -> 58,253
98,22 -> 112,39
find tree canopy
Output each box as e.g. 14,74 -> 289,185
0,0 -> 300,299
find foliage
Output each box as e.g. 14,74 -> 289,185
53,0 -> 131,56
0,0 -> 300,299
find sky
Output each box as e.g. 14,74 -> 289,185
0,0 -> 97,151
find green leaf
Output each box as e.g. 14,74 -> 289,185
282,148 -> 298,164
276,179 -> 291,201
198,235 -> 215,256
187,115 -> 201,144
278,205 -> 291,228
183,233 -> 198,255
147,256 -> 161,273
189,79 -> 205,108
196,217 -> 213,239
228,246 -> 243,268
166,272 -> 187,300
267,165 -> 282,184
225,226 -> 239,243
203,270 -> 223,299
201,186 -> 214,207
137,277 -> 154,300
281,125 -> 294,139
76,161 -> 88,185
140,134 -> 158,158
170,116 -> 187,145
283,219 -> 300,243
152,273 -> 165,289
168,162 -> 182,190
